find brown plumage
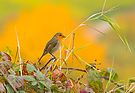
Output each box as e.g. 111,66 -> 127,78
38,33 -> 66,63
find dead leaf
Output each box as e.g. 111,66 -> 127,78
52,69 -> 67,83
0,51 -> 11,61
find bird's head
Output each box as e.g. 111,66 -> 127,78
54,33 -> 66,40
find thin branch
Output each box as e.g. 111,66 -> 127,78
44,57 -> 56,76
104,4 -> 120,14
101,76 -> 133,93
100,76 -> 120,87
15,27 -> 22,76
72,33 -> 75,78
85,24 -> 118,39
61,67 -> 87,73
64,1 -> 119,42
85,24 -> 106,36
102,0 -> 106,14
40,57 -> 54,71
61,47 -> 74,67
127,83 -> 135,93
14,47 -> 18,63
61,57 -> 69,75
60,46 -> 62,70
64,46 -> 86,69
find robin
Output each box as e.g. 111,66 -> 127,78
38,33 -> 66,64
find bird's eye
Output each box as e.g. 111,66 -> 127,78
59,34 -> 62,36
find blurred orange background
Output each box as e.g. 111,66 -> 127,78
0,0 -> 135,83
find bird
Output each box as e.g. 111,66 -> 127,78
38,33 -> 66,64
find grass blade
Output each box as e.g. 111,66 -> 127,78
73,43 -> 90,53
102,15 -> 126,46
114,77 -> 135,84
103,15 -> 132,53
77,56 -> 97,70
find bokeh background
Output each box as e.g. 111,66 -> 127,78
0,0 -> 135,83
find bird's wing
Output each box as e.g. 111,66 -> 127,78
44,38 -> 58,54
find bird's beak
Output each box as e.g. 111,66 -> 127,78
62,36 -> 66,38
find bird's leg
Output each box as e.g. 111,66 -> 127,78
39,57 -> 54,71
49,53 -> 57,60
38,53 -> 44,64
39,53 -> 57,71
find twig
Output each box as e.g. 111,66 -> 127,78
61,57 -> 67,68
40,57 -> 54,71
85,24 -> 106,36
14,47 -> 18,63
100,76 -> 120,87
85,24 -> 118,39
101,76 -> 133,93
61,67 -> 87,73
40,67 -> 87,73
44,57 -> 56,76
60,46 -> 62,70
61,57 -> 68,75
61,47 -> 74,66
72,33 -> 75,78
15,27 -> 22,76
64,46 -> 85,69
127,83 -> 135,93
40,65 -> 133,93
104,4 -> 120,14
102,0 -> 106,14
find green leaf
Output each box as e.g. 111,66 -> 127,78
107,68 -> 118,81
36,71 -> 44,80
98,18 -> 108,22
32,80 -> 38,86
103,15 -> 132,54
129,79 -> 135,84
0,53 -> 1,57
39,81 -> 49,88
112,73 -> 118,81
6,46 -> 9,50
105,67 -> 114,91
73,43 -> 90,53
64,46 -> 68,49
88,69 -> 102,82
99,71 -> 109,77
51,84 -> 61,93
0,61 -> 12,75
51,84 -> 58,90
67,88 -> 71,93
90,80 -> 103,90
38,82 -> 44,90
8,75 -> 24,88
6,84 -> 14,93
77,56 -> 97,70
18,91 -> 27,93
26,63 -> 37,72
10,68 -> 16,75
6,46 -> 15,57
114,77 -> 135,83
88,70 -> 96,82
102,15 -> 126,45
9,50 -> 12,54
22,75 -> 35,81
107,68 -> 115,74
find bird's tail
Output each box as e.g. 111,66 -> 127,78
38,53 -> 46,64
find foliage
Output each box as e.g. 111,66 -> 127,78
0,1 -> 134,92
0,51 -> 135,93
